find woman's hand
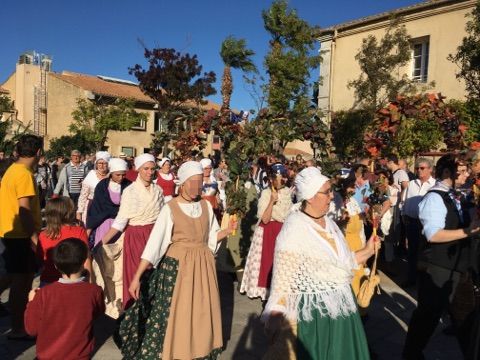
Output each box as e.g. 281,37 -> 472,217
365,234 -> 380,255
129,276 -> 141,300
270,191 -> 279,204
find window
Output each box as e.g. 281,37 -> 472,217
411,37 -> 429,83
121,146 -> 135,157
131,117 -> 146,131
154,112 -> 172,133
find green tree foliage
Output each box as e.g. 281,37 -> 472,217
449,2 -> 480,100
447,99 -> 480,145
364,94 -> 463,158
47,133 -> 95,158
348,20 -> 415,112
129,47 -> 217,158
261,0 -> 320,149
69,98 -> 147,151
330,109 -> 372,160
220,36 -> 257,126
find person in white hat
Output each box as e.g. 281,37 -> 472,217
86,157 -> 131,318
156,157 -> 176,202
262,167 -> 377,360
200,158 -> 221,219
76,151 -> 111,224
240,163 -> 292,301
124,161 -> 236,359
100,153 -> 164,310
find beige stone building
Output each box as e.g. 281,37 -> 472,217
317,0 -> 475,122
1,51 -> 220,156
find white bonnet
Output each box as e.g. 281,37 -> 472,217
134,153 -> 155,169
177,161 -> 203,185
158,157 -> 171,168
295,167 -> 330,202
200,158 -> 212,169
95,151 -> 111,163
109,158 -> 128,173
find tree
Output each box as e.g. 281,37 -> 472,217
129,47 -> 217,158
47,133 -> 95,158
219,36 -> 257,126
330,109 -> 372,161
364,93 -> 464,158
348,19 -> 415,112
449,2 -> 480,101
261,0 -> 321,150
69,98 -> 148,151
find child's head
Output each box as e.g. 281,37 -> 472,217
45,197 -> 76,239
53,238 -> 88,277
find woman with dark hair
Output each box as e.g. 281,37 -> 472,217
252,156 -> 269,194
240,163 -> 292,301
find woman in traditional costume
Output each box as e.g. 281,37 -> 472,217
121,161 -> 235,359
76,151 -> 111,228
263,167 -> 377,360
100,153 -> 164,309
86,158 -> 131,318
240,163 -> 292,301
156,157 -> 176,203
200,158 -> 222,220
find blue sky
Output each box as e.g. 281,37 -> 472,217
2,0 -> 421,112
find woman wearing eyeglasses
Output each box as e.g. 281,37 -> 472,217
263,167 -> 377,360
240,163 -> 292,302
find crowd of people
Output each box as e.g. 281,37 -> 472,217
0,134 -> 480,359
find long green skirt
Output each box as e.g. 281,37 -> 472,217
296,309 -> 370,360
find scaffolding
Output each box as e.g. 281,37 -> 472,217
24,51 -> 51,136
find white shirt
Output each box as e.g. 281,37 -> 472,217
403,177 -> 436,218
141,201 -> 221,267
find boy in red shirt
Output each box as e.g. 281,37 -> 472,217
25,238 -> 105,360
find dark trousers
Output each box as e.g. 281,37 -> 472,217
404,216 -> 424,284
403,266 -> 472,359
69,192 -> 80,209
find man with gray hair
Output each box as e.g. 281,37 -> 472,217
402,157 -> 436,287
53,150 -> 87,208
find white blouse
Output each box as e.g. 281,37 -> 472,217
141,201 -> 221,268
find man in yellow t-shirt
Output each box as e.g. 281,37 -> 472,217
0,134 -> 43,339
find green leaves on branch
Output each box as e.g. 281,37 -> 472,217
69,98 -> 147,151
448,1 -> 480,101
262,0 -> 321,149
348,20 -> 417,112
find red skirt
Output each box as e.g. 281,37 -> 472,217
123,223 -> 154,310
257,221 -> 283,288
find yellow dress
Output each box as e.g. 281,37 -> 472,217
344,213 -> 367,298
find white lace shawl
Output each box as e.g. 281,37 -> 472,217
263,206 -> 359,322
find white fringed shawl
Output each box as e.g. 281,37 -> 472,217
263,206 -> 359,322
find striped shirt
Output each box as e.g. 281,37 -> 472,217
68,163 -> 86,194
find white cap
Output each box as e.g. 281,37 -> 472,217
177,161 -> 203,185
109,158 -> 128,173
295,167 -> 329,202
158,157 -> 171,168
200,158 -> 212,169
134,153 -> 155,169
95,151 -> 111,163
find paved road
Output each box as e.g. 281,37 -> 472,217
0,269 -> 462,359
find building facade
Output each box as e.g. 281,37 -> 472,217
317,0 -> 475,122
1,52 -> 220,156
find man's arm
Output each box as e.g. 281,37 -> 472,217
53,166 -> 67,195
18,197 -> 38,246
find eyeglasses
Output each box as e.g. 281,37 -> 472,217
415,166 -> 428,170
318,188 -> 333,195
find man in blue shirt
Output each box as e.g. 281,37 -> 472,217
403,154 -> 480,359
